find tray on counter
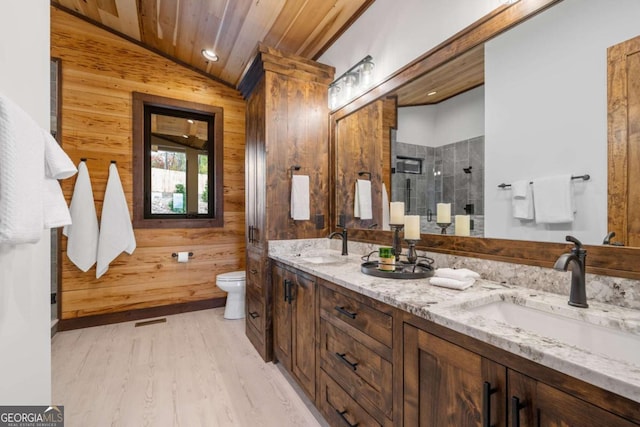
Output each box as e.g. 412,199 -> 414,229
360,261 -> 434,279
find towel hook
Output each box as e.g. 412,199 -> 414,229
358,171 -> 371,180
289,165 -> 301,177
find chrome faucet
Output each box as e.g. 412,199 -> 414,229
328,227 -> 348,256
553,235 -> 588,308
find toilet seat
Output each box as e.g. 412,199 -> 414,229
217,270 -> 246,282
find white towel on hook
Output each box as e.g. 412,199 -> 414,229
354,179 -> 372,220
290,175 -> 310,220
381,182 -> 390,230
63,161 -> 99,272
532,174 -> 574,223
44,131 -> 76,180
0,93 -> 45,244
96,163 -> 136,278
511,179 -> 534,220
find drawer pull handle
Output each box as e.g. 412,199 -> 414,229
335,409 -> 359,427
334,306 -> 357,319
249,269 -> 258,274
249,311 -> 259,319
511,396 -> 526,427
483,381 -> 497,427
335,352 -> 358,371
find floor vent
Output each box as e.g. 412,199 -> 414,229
135,318 -> 167,327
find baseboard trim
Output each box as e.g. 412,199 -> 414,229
57,297 -> 226,331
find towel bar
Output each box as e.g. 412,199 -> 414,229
358,171 -> 371,180
172,252 -> 193,258
289,165 -> 301,177
498,174 -> 590,189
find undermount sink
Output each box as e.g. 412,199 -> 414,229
301,255 -> 346,264
466,297 -> 640,366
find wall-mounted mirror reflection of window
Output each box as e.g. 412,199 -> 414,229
132,93 -> 223,228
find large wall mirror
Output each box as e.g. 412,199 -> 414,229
132,92 -> 224,228
331,0 -> 640,279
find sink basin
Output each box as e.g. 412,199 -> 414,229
301,255 -> 346,264
467,298 -> 640,366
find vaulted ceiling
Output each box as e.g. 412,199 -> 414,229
51,0 -> 375,88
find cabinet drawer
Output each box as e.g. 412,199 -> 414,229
320,319 -> 393,422
320,285 -> 393,348
246,288 -> 264,340
246,254 -> 263,291
319,370 -> 390,427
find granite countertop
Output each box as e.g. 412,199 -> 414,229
269,241 -> 640,404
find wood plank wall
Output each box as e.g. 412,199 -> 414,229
51,7 -> 246,319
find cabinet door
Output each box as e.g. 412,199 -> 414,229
404,324 -> 506,427
245,79 -> 265,249
292,272 -> 316,400
272,265 -> 292,370
508,370 -> 637,427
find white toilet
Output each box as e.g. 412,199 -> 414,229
216,270 -> 246,319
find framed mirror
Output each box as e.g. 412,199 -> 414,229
329,0 -> 640,279
132,92 -> 224,228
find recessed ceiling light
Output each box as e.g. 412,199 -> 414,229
187,119 -> 194,124
201,49 -> 219,62
427,91 -> 437,96
182,134 -> 189,139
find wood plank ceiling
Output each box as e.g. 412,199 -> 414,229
51,0 -> 375,88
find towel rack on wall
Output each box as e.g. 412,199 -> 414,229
289,165 -> 302,177
497,174 -> 590,189
358,171 -> 371,180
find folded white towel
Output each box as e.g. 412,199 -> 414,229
354,179 -> 372,220
0,92 -> 45,244
430,277 -> 475,290
290,175 -> 310,220
44,132 -> 76,180
63,161 -> 99,272
434,267 -> 480,281
96,163 -> 136,278
381,182 -> 390,230
533,174 -> 574,223
511,180 -> 534,220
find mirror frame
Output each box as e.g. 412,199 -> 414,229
132,92 -> 224,229
329,0 -> 640,280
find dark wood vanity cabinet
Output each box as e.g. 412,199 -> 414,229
403,320 -> 640,427
241,44 -> 334,362
272,262 -> 317,401
318,279 -> 399,427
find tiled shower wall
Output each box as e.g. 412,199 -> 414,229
391,132 -> 485,234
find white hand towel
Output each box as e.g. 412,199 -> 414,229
434,267 -> 480,281
44,131 -> 76,180
290,175 -> 310,220
381,182 -> 390,230
511,180 -> 534,220
354,179 -> 373,220
43,131 -> 76,229
532,174 -> 574,223
63,161 -> 99,272
0,93 -> 44,244
430,277 -> 475,290
97,163 -> 136,278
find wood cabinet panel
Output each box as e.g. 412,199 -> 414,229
272,264 -> 292,370
246,288 -> 265,338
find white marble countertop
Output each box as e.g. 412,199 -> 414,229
269,242 -> 640,404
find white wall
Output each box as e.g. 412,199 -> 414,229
485,0 -> 640,244
0,1 -> 52,404
319,0 -> 506,103
397,86 -> 484,147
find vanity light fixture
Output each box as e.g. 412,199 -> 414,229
328,55 -> 375,110
201,49 -> 219,62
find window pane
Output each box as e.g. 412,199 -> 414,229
198,154 -> 209,214
150,149 -> 187,214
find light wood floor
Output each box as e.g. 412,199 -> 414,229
52,308 -> 327,427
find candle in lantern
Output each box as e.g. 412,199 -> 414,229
455,215 -> 471,236
437,203 -> 451,223
390,202 -> 405,225
404,215 -> 421,240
